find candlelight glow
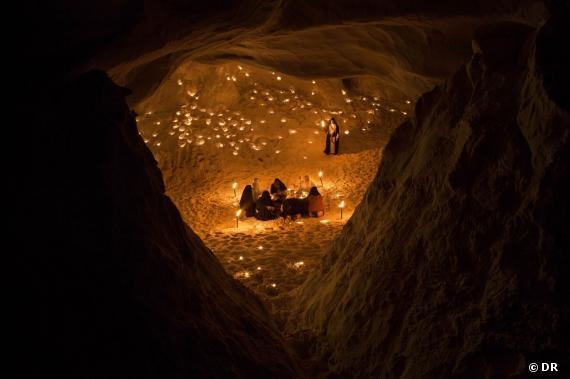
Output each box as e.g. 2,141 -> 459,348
135,60 -> 402,321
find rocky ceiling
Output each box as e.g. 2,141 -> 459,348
29,0 -> 547,104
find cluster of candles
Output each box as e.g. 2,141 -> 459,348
138,64 -> 411,156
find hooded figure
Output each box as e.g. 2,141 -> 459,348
307,186 -> 324,217
239,184 -> 256,217
255,190 -> 278,221
270,178 -> 287,206
270,178 -> 287,194
324,117 -> 340,155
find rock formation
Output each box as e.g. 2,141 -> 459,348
30,71 -> 298,378
24,1 -> 570,377
289,17 -> 569,378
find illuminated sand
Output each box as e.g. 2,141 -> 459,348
166,125 -> 386,319
137,61 -> 406,315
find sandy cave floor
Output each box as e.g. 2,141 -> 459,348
163,138 -> 402,329
167,147 -> 384,325
136,61 -> 408,321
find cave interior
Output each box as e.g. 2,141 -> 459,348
27,1 -> 569,378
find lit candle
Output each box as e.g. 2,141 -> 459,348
232,181 -> 237,198
318,171 -> 323,186
236,209 -> 242,228
339,201 -> 345,219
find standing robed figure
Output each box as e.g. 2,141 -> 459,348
324,117 -> 340,155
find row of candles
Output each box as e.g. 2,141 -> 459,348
233,171 -> 345,228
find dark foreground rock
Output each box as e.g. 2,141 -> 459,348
289,17 -> 569,378
30,71 -> 298,378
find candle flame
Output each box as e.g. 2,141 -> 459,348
236,209 -> 242,217
318,171 -> 323,177
339,201 -> 345,208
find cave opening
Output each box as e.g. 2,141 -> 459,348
135,59 -> 408,315
28,1 -> 569,376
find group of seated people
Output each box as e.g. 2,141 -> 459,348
239,176 -> 325,221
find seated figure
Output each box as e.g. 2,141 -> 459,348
298,175 -> 315,196
307,186 -> 324,217
252,177 -> 262,200
239,185 -> 256,217
270,178 -> 288,204
255,190 -> 278,221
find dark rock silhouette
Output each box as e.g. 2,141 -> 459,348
31,70 -> 298,378
289,19 -> 569,378
23,1 -> 569,378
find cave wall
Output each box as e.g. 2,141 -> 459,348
24,1 -> 548,107
30,71 -> 298,378
22,1 -> 569,377
289,16 -> 569,378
